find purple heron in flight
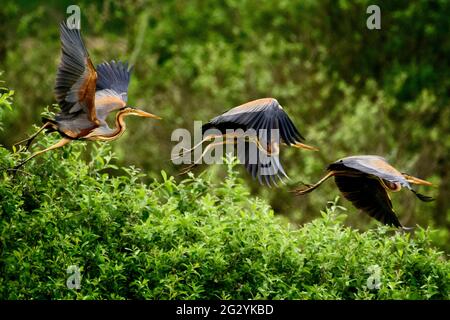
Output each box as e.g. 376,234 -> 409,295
176,98 -> 317,186
294,155 -> 433,229
14,21 -> 160,169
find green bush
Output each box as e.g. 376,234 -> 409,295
0,3 -> 449,298
0,75 -> 14,131
0,135 -> 448,299
1,0 -> 449,248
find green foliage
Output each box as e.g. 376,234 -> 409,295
0,1 -> 448,242
0,74 -> 14,132
0,133 -> 448,299
0,1 -> 449,299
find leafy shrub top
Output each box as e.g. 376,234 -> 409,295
0,132 -> 448,299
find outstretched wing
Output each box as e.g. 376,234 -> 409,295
96,60 -> 131,103
202,98 -> 305,146
335,155 -> 410,188
334,174 -> 404,228
202,98 -> 307,186
54,21 -> 98,124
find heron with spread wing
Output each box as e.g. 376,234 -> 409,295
293,155 -> 434,229
14,22 -> 160,169
175,98 -> 317,186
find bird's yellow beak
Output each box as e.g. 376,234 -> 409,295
403,174 -> 433,186
133,109 -> 162,120
292,142 -> 319,151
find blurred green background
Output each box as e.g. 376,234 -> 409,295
0,0 -> 449,249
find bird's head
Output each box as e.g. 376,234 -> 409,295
120,106 -> 162,120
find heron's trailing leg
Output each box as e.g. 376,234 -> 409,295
293,171 -> 335,195
173,131 -> 281,162
179,139 -> 239,175
221,132 -> 278,156
14,137 -> 72,170
14,122 -> 54,151
178,134 -> 281,175
171,134 -> 224,162
245,135 -> 278,156
291,142 -> 319,152
179,133 -> 283,175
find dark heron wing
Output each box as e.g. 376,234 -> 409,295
201,98 -> 305,186
54,21 -> 98,125
330,155 -> 410,188
202,98 -> 305,146
334,174 -> 404,228
96,60 -> 131,103
330,155 -> 434,202
94,61 -> 132,122
241,140 -> 289,187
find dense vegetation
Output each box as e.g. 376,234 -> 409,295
0,1 -> 449,299
1,87 -> 449,299
1,1 -> 448,248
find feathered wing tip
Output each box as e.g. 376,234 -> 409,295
277,109 -> 306,146
96,60 -> 131,86
411,189 -> 435,202
59,20 -> 88,55
96,60 -> 132,102
55,20 -> 97,119
243,146 -> 289,187
333,175 -> 404,228
60,19 -> 80,30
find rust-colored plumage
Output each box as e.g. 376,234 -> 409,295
294,155 -> 433,229
14,21 -> 161,169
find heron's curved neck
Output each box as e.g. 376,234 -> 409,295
94,111 -> 128,141
111,111 -> 128,139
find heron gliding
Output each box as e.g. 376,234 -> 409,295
175,98 -> 318,186
293,155 -> 434,229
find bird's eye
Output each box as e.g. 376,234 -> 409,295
383,179 -> 400,191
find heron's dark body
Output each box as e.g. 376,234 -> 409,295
295,155 -> 433,229
322,156 -> 403,227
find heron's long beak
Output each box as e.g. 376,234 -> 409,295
292,142 -> 319,151
134,109 -> 162,120
403,174 -> 432,186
